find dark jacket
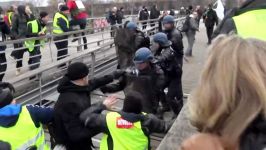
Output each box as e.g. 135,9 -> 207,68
79,102 -> 171,149
54,75 -> 115,150
212,0 -> 266,38
203,8 -> 218,28
0,104 -> 53,128
170,10 -> 175,16
108,11 -> 117,25
139,9 -> 149,21
135,29 -> 150,49
150,7 -> 160,19
116,10 -> 124,24
240,116 -> 266,150
164,29 -> 184,58
100,65 -> 165,113
11,5 -> 35,39
0,21 -> 10,51
154,46 -> 182,77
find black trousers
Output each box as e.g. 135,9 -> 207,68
206,26 -> 214,44
165,58 -> 184,115
28,46 -> 41,70
54,36 -> 68,61
0,53 -> 7,81
70,19 -> 87,49
11,43 -> 26,68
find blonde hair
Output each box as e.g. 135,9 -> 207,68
189,35 -> 266,148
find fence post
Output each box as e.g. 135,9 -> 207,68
38,73 -> 43,106
90,52 -> 96,77
77,34 -> 82,52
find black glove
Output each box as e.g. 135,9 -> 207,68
0,140 -> 11,150
100,86 -> 109,94
0,82 -> 15,93
112,70 -> 125,79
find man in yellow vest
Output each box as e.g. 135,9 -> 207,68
53,5 -> 70,62
25,11 -> 49,71
0,82 -> 53,150
80,92 -> 172,150
213,0 -> 266,41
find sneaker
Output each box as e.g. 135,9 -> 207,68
16,68 -> 21,76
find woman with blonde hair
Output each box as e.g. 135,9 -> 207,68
182,35 -> 266,150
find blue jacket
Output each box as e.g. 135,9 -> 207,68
0,104 -> 53,128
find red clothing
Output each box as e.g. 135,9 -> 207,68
4,16 -> 10,27
67,0 -> 88,20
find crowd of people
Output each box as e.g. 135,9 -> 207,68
0,0 -> 266,149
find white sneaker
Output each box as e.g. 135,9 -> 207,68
16,68 -> 21,76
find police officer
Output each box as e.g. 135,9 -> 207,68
126,21 -> 150,49
213,0 -> 266,41
152,32 -> 183,118
53,5 -> 70,61
115,22 -> 150,69
80,92 -> 171,150
0,82 -> 53,150
101,47 -> 165,114
162,16 -> 184,117
25,11 -> 49,70
0,10 -> 9,81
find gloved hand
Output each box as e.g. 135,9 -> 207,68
0,140 -> 11,150
112,70 -> 125,79
0,82 -> 15,93
100,86 -> 109,94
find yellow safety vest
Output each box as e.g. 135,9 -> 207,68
100,112 -> 149,150
7,12 -> 13,25
24,20 -> 47,52
53,12 -> 69,34
0,107 -> 49,150
233,9 -> 266,41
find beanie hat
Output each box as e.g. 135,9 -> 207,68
66,62 -> 89,81
40,11 -> 48,19
0,89 -> 14,109
60,5 -> 69,12
123,92 -> 143,114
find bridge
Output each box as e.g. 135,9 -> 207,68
1,16 -> 208,149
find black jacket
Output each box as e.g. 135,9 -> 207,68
240,116 -> 266,150
150,7 -> 160,19
139,9 -> 149,21
116,10 -> 124,24
79,102 -> 171,150
54,75 -> 115,150
164,29 -> 184,58
100,65 -> 165,113
203,8 -> 218,27
0,21 -> 9,51
108,11 -> 117,25
154,46 -> 182,77
212,0 -> 266,38
11,5 -> 35,39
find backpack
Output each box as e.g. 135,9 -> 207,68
181,16 -> 190,32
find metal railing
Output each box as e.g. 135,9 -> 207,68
0,16 -> 186,105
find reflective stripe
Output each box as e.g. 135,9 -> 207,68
17,128 -> 44,150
